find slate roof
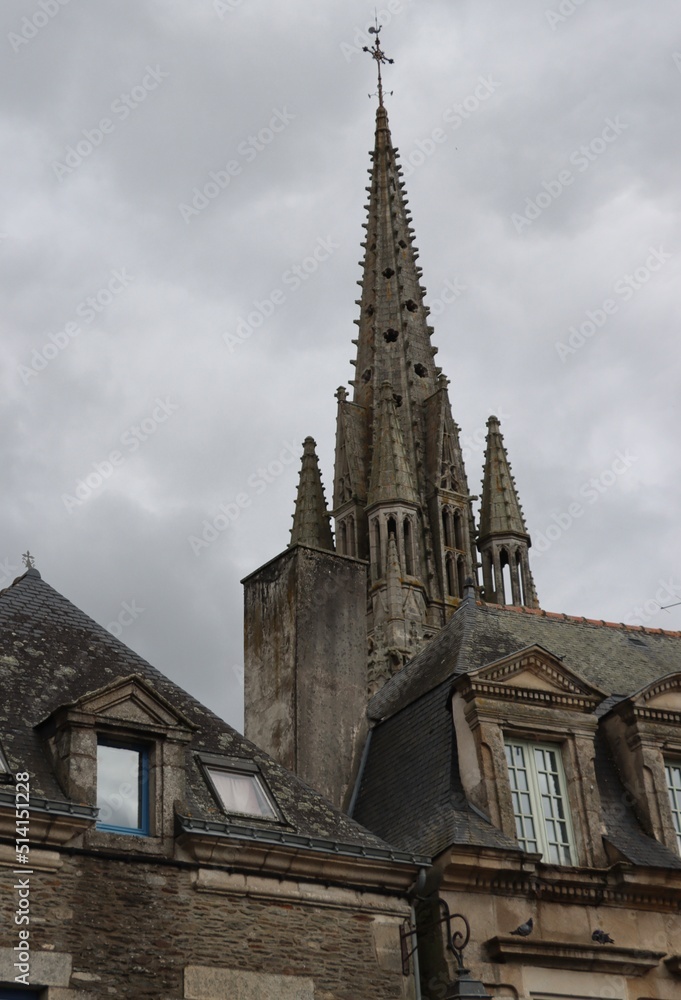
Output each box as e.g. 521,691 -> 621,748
353,596 -> 681,864
0,568 -> 414,859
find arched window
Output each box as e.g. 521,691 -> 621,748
403,519 -> 414,576
338,521 -> 347,555
453,510 -> 463,550
446,556 -> 457,598
516,549 -> 525,605
457,556 -> 466,598
347,515 -> 356,557
500,547 -> 512,605
373,521 -> 382,579
442,508 -> 453,547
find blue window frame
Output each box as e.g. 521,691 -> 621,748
96,740 -> 150,836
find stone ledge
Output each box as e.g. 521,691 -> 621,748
486,936 -> 665,977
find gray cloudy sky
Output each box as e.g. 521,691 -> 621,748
2,0 -> 680,730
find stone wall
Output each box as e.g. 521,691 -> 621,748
0,848 -> 414,999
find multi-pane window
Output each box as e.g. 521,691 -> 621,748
504,740 -> 574,864
96,740 -> 150,835
665,761 -> 681,852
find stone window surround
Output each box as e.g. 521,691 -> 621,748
504,737 -> 577,864
37,675 -> 193,855
601,674 -> 681,854
451,650 -> 608,868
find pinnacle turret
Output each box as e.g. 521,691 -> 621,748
367,382 -> 418,506
289,437 -> 334,551
478,416 -> 539,608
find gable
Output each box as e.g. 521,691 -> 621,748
629,672 -> 681,721
49,674 -> 196,736
459,645 -> 607,712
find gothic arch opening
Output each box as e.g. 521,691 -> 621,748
446,556 -> 457,598
374,520 -> 382,579
453,510 -> 463,550
500,547 -> 512,605
403,518 -> 414,576
442,507 -> 453,547
516,549 -> 525,605
457,555 -> 466,597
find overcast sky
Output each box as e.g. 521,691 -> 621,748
2,0 -> 680,730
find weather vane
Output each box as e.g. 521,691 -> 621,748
362,15 -> 394,107
22,551 -> 35,569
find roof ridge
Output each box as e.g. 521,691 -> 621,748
477,600 -> 681,638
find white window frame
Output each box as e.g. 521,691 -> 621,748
504,739 -> 576,865
199,754 -> 281,822
665,760 -> 681,853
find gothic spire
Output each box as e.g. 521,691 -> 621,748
478,416 -> 539,608
289,437 -> 334,551
367,381 -> 418,506
351,96 -> 440,440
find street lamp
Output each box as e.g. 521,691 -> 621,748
401,903 -> 493,999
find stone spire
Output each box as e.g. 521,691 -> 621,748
478,416 -> 539,608
367,382 -> 418,506
333,91 -> 481,686
289,437 -> 334,551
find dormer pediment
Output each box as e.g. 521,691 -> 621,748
41,674 -> 195,740
627,672 -> 681,723
456,645 -> 606,712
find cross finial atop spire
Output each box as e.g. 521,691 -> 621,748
22,550 -> 35,569
362,16 -> 394,108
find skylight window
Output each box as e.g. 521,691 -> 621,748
202,757 -> 278,820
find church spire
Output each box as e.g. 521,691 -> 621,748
331,34 -> 482,684
478,416 -> 539,608
289,437 -> 334,551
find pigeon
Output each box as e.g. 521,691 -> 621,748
592,929 -> 615,944
510,918 -> 533,937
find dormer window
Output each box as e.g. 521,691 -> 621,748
201,755 -> 278,821
665,761 -> 681,853
96,740 -> 150,836
504,740 -> 575,864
